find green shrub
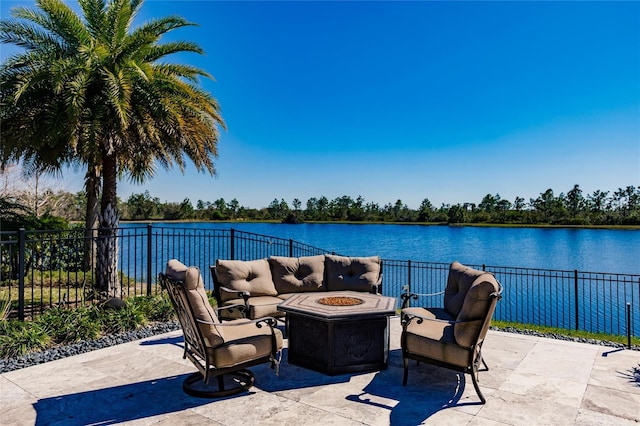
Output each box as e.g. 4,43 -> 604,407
37,306 -> 101,344
208,293 -> 217,308
0,320 -> 50,358
0,292 -> 11,320
100,302 -> 147,334
129,294 -> 175,322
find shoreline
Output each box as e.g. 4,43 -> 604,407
117,219 -> 640,231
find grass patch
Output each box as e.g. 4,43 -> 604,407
492,320 -> 640,347
1,270 -> 95,288
0,272 -> 162,319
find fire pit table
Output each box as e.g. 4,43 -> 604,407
277,291 -> 397,375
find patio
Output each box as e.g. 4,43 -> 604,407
1,317 -> 638,425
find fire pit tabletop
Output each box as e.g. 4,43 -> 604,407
278,291 -> 397,319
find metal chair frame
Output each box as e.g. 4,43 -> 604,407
159,272 -> 280,398
400,282 -> 503,404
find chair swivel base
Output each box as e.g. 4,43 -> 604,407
182,369 -> 255,398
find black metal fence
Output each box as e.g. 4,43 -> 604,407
1,224 -> 637,340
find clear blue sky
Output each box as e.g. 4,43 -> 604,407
2,1 -> 639,209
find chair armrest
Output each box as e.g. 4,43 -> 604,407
216,316 -> 281,350
216,316 -> 278,329
218,286 -> 251,316
218,286 -> 250,301
370,274 -> 383,294
195,318 -> 217,326
492,281 -> 504,300
198,316 -> 280,344
215,302 -> 248,318
401,311 -> 482,328
400,290 -> 445,309
401,310 -> 456,327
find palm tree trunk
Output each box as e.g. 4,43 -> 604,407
83,167 -> 99,273
96,150 -> 120,297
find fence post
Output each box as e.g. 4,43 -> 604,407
627,303 -> 632,349
482,264 -> 486,271
574,270 -> 579,330
146,223 -> 152,296
289,239 -> 293,257
18,228 -> 25,321
406,260 -> 412,307
230,228 -> 235,260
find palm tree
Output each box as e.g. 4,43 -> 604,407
1,0 -> 225,296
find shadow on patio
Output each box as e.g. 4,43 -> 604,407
3,324 -> 637,425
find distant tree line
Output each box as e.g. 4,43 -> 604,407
3,183 -> 639,227
118,184 -> 640,226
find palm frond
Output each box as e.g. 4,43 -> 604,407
0,19 -> 65,53
17,0 -> 91,48
145,40 -> 205,61
130,15 -> 193,39
79,0 -> 107,38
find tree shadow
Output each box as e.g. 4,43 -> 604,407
139,335 -> 184,348
618,364 -> 640,388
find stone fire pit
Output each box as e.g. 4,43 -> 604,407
278,291 -> 397,375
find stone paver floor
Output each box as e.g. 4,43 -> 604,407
1,317 -> 638,425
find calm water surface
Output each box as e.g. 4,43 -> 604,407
126,222 -> 639,274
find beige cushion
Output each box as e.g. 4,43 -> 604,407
245,295 -> 285,320
216,259 -> 277,302
444,261 -> 486,317
269,255 -> 325,293
454,274 -> 500,348
325,254 -> 381,292
404,318 -> 471,368
207,319 -> 284,368
165,259 -> 223,347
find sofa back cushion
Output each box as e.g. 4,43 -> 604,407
165,259 -> 223,347
269,255 -> 326,293
325,254 -> 381,292
215,258 -> 277,302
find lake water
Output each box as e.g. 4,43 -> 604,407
123,222 -> 639,274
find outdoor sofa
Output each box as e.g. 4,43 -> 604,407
210,254 -> 382,320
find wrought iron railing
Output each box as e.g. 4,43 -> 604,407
1,225 -> 637,341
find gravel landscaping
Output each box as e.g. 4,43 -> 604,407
0,321 -> 180,374
492,326 -> 639,351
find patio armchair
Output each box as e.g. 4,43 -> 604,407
400,261 -> 502,404
159,259 -> 283,398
